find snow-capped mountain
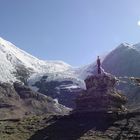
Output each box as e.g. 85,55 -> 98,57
0,37 -> 77,82
0,37 -> 85,108
0,37 -> 74,117
82,43 -> 140,107
101,43 -> 140,77
81,42 -> 140,78
2,37 -> 140,108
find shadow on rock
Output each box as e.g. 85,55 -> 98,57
28,112 -> 118,140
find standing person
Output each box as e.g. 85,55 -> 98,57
97,56 -> 101,74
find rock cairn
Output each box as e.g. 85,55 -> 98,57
73,73 -> 127,113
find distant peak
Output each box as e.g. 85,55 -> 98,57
119,42 -> 133,48
0,37 -> 16,49
0,37 -> 8,45
114,42 -> 137,51
0,37 -> 10,44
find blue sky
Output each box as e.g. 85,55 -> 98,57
0,0 -> 140,66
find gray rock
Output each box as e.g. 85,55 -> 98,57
0,82 -> 69,119
73,73 -> 127,113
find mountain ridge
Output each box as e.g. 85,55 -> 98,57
0,37 -> 73,83
1,37 -> 140,108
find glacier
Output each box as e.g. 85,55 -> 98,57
0,37 -> 86,89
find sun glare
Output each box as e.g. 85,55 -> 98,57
137,20 -> 140,26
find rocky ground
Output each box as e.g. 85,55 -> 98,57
0,111 -> 140,140
29,111 -> 140,140
0,114 -> 53,140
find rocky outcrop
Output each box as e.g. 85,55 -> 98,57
0,82 -> 69,119
31,76 -> 83,108
73,73 -> 127,113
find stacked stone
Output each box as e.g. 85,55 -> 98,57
74,74 -> 127,113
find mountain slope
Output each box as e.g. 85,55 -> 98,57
82,43 -> 140,107
82,42 -> 140,79
0,37 -> 72,83
2,37 -> 140,108
102,43 -> 140,77
0,81 -> 69,119
0,37 -> 85,108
